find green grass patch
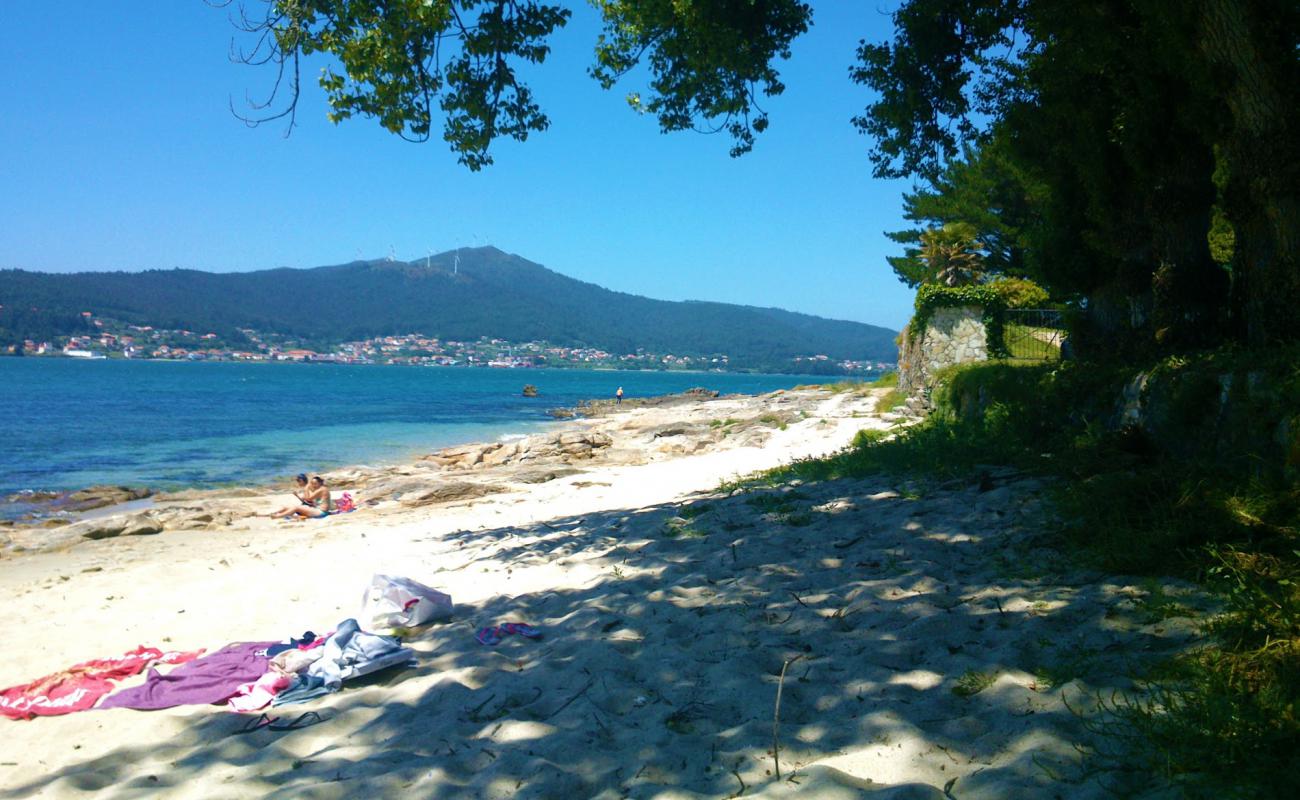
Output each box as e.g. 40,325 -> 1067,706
744,491 -> 809,514
952,670 -> 996,697
1003,322 -> 1063,361
798,380 -> 872,395
678,502 -> 713,519
662,518 -> 709,539
875,388 -> 906,412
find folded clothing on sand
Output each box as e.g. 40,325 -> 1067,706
307,618 -> 413,690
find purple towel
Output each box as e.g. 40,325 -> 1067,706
99,641 -> 277,710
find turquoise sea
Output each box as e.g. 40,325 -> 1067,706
0,358 -> 847,516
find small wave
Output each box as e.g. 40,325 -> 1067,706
497,433 -> 530,443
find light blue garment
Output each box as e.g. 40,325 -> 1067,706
305,618 -> 414,691
270,675 -> 331,707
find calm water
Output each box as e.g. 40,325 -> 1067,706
0,358 -> 845,512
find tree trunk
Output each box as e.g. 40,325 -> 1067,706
1147,140 -> 1227,348
1200,0 -> 1300,345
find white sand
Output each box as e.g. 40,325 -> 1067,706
0,389 -> 1207,798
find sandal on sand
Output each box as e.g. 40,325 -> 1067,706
232,714 -> 277,735
501,623 -> 541,639
268,711 -> 326,731
232,711 -> 327,735
476,627 -> 504,646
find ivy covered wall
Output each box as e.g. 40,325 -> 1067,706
899,287 -> 1009,400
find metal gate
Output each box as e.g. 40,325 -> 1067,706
1002,309 -> 1065,361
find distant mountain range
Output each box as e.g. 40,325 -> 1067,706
0,247 -> 897,368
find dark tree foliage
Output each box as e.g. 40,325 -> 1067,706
218,1 -> 1296,350
589,0 -> 811,156
853,0 -> 1299,351
218,0 -> 572,170
885,134 -> 1037,288
220,0 -> 809,167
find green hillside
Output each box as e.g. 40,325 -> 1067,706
0,247 -> 897,367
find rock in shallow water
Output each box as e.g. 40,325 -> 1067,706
63,486 -> 153,512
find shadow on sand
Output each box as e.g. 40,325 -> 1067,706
2,473 -> 1203,799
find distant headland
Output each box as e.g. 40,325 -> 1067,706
0,247 -> 897,374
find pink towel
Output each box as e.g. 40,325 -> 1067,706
227,671 -> 292,712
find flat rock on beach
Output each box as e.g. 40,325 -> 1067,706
0,388 -> 1207,798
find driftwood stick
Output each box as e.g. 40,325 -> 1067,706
772,655 -> 804,780
541,676 -> 595,720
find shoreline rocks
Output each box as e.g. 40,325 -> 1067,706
2,385 -> 885,556
0,485 -> 153,522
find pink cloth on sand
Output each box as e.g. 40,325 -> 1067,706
227,671 -> 292,712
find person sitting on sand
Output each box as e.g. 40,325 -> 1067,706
261,473 -> 310,518
280,475 -> 333,520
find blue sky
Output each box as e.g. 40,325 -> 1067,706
0,2 -> 917,330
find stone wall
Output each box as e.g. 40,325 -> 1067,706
898,306 -> 989,401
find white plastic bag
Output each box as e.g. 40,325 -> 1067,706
361,574 -> 453,631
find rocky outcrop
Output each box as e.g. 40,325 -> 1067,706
1,486 -> 153,521
61,486 -> 153,513
399,481 -> 508,508
425,431 -> 613,470
1112,366 -> 1300,478
513,467 -> 584,484
21,512 -> 166,548
564,388 -> 724,418
152,507 -> 238,531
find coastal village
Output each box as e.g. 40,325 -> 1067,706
11,313 -> 892,374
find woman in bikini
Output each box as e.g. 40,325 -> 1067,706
262,475 -> 332,520
287,475 -> 332,519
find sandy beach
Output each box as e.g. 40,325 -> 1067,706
0,387 -> 1207,799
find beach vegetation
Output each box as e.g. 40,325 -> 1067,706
1027,643 -> 1104,691
744,491 -> 808,515
665,704 -> 707,735
952,670 -> 996,697
874,389 -> 905,413
662,517 -> 708,539
737,352 -> 1300,796
677,502 -> 713,520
